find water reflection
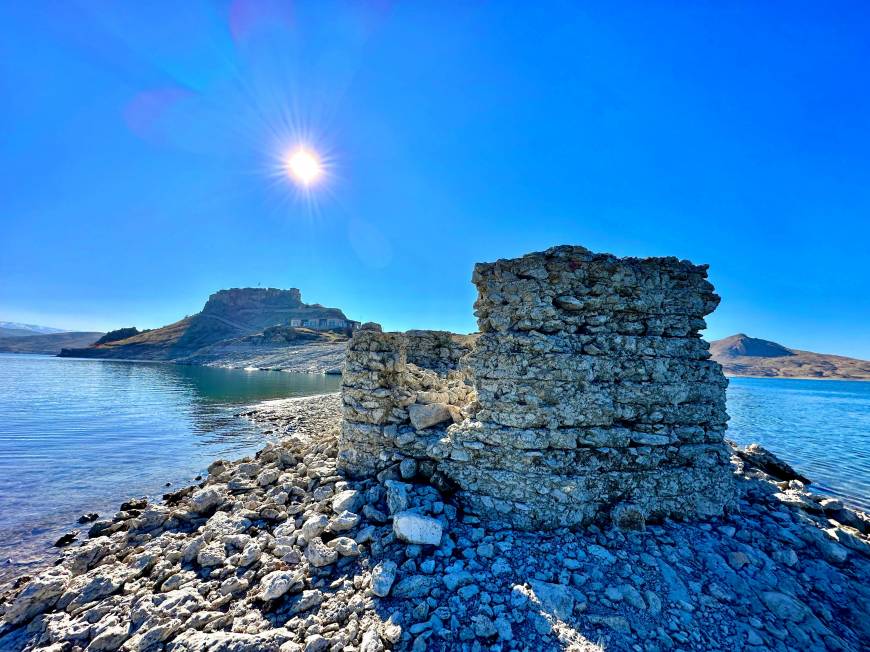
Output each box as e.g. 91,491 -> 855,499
0,354 -> 340,578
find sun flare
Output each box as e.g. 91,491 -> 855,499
285,147 -> 323,186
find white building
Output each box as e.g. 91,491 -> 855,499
288,317 -> 359,331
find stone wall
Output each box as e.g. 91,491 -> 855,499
338,327 -> 475,477
404,330 -> 476,374
338,245 -> 735,530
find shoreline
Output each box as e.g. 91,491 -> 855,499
726,373 -> 870,382
48,352 -> 343,376
0,388 -> 341,592
2,394 -> 868,651
17,351 -> 869,382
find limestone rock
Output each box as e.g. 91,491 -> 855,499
408,403 -> 453,430
392,511 -> 443,546
736,444 -> 811,484
332,489 -> 363,514
370,561 -> 397,597
260,570 -> 304,601
3,567 -> 71,625
189,488 -> 224,514
304,537 -> 338,567
336,245 -> 734,530
526,580 -> 576,620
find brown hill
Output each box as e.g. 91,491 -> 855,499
710,334 -> 870,380
59,288 -> 353,364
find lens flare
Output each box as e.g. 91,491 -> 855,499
285,147 -> 323,186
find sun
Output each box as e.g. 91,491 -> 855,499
285,147 -> 323,186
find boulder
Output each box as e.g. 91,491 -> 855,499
189,488 -> 224,514
408,403 -> 453,430
527,580 -> 576,620
737,444 -> 811,484
332,489 -> 363,514
260,570 -> 304,601
304,537 -> 338,567
392,511 -> 443,545
370,561 -> 397,597
3,568 -> 71,625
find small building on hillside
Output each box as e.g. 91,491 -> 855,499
288,318 -> 360,331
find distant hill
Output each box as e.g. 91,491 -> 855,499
0,331 -> 104,354
0,321 -> 68,338
710,334 -> 870,380
58,288 -> 354,372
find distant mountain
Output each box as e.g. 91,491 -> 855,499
710,334 -> 870,380
0,321 -> 68,338
58,288 -> 355,371
0,331 -> 104,355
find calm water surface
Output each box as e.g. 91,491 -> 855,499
726,377 -> 870,511
0,354 -> 339,579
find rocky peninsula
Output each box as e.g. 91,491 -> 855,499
2,246 -> 868,651
59,288 -> 356,374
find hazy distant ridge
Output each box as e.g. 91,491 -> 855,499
0,321 -> 68,338
0,331 -> 104,355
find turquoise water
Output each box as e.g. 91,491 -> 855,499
726,377 -> 870,511
0,354 -> 339,579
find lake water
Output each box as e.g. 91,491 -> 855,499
725,376 -> 870,512
1,356 -> 868,584
0,354 -> 340,582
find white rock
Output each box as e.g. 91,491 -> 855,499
304,537 -> 338,567
360,628 -> 384,652
196,542 -> 225,567
88,624 -> 130,651
189,488 -> 224,514
328,510 -> 360,533
526,580 -> 576,620
328,536 -> 360,557
3,567 -> 71,625
237,542 -> 262,567
332,489 -> 363,514
257,468 -> 281,486
300,514 -> 329,543
408,403 -> 453,430
392,511 -> 443,545
259,570 -> 303,601
371,561 -> 398,597
304,634 -> 329,652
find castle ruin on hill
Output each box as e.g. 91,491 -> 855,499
338,245 -> 734,529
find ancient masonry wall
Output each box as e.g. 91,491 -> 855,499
338,328 -> 476,477
338,245 -> 735,530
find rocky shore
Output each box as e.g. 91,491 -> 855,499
1,394 -> 868,651
183,341 -> 348,375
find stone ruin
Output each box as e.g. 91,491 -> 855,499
339,329 -> 477,476
338,245 -> 734,530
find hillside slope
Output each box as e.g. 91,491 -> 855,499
58,288 -> 352,372
0,331 -> 104,354
710,334 -> 870,380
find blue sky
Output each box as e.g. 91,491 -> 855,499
1,1 -> 868,357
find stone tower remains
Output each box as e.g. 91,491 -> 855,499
338,245 -> 734,530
